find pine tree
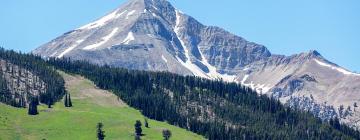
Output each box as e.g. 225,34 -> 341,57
162,129 -> 172,140
28,97 -> 38,115
34,96 -> 39,105
68,93 -> 72,107
134,120 -> 142,137
64,93 -> 68,107
48,98 -> 52,108
144,118 -> 149,128
333,117 -> 341,130
64,93 -> 73,107
97,122 -> 105,140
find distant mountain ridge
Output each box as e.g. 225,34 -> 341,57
33,0 -> 360,128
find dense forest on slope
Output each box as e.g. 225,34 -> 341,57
48,58 -> 360,140
0,48 -> 65,107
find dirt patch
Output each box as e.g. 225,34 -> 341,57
60,71 -> 126,107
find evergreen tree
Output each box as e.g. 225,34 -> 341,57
97,122 -> 105,140
28,97 -> 38,115
333,117 -> 341,130
48,98 -> 52,108
162,129 -> 172,140
64,93 -> 68,107
134,120 -> 142,137
64,93 -> 73,107
34,96 -> 39,106
68,93 -> 72,107
0,74 -> 11,105
144,118 -> 149,128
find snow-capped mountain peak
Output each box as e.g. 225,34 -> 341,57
33,0 -> 360,129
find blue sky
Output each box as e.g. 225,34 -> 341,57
0,0 -> 359,72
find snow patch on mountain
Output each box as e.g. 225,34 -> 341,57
255,84 -> 273,93
50,51 -> 58,57
83,28 -> 119,50
126,10 -> 136,19
174,10 -> 209,78
241,75 -> 249,84
152,13 -> 158,17
198,46 -> 237,82
122,32 -> 135,45
243,81 -> 272,94
174,10 -> 237,82
79,10 -> 126,30
152,6 -> 158,10
314,59 -> 360,76
174,36 -> 208,78
240,74 -> 273,93
220,74 -> 238,83
162,55 -> 168,63
57,39 -> 85,58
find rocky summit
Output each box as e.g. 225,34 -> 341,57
33,0 -> 360,128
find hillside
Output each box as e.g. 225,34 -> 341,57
0,71 -> 204,140
47,58 -> 360,140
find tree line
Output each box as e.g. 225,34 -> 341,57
97,120 -> 172,140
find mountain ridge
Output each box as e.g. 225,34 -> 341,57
32,0 -> 360,128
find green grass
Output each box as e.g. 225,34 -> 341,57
0,72 -> 204,140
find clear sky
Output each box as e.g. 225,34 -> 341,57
1,0 -> 359,72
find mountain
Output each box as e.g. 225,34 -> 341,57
33,0 -> 360,128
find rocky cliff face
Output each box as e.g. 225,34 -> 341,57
32,0 -> 360,128
0,59 -> 46,107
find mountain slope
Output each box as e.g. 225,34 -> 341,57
46,58 -> 360,139
0,71 -> 204,140
33,0 -> 360,128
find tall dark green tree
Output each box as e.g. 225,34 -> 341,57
64,93 -> 73,107
97,122 -> 105,140
47,98 -> 52,108
144,118 -> 149,128
64,93 -> 68,107
162,129 -> 172,140
0,74 -> 11,105
28,97 -> 38,115
68,93 -> 72,107
134,120 -> 142,137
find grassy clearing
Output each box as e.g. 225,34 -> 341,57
0,72 -> 204,140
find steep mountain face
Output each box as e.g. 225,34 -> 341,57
33,0 -> 360,128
